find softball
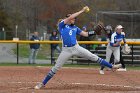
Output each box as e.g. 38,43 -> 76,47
85,7 -> 90,12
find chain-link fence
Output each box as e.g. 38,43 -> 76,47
96,11 -> 140,38
0,41 -> 140,65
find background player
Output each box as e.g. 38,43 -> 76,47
100,25 -> 127,74
49,30 -> 61,64
34,6 -> 121,89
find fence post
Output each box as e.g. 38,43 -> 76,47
17,43 -> 19,64
51,45 -> 52,65
131,44 -> 133,65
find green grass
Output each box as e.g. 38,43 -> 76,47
126,65 -> 140,70
0,63 -> 139,70
13,44 -> 51,59
0,63 -> 53,66
10,44 -> 140,70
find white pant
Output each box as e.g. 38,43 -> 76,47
106,43 -> 120,64
52,44 -> 99,73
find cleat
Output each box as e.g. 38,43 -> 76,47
34,82 -> 44,89
112,64 -> 122,69
99,70 -> 104,75
116,68 -> 127,71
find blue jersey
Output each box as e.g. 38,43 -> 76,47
58,20 -> 82,47
110,32 -> 125,47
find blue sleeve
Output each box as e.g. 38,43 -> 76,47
76,27 -> 82,35
59,20 -> 65,29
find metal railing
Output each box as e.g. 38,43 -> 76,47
0,40 -> 140,64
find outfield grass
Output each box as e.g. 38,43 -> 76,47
0,63 -> 139,70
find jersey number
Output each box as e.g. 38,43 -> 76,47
69,30 -> 73,35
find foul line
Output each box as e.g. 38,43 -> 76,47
36,66 -> 140,71
71,82 -> 140,89
0,81 -> 140,90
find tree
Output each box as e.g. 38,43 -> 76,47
1,0 -> 140,39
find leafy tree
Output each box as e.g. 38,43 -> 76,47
0,0 -> 140,39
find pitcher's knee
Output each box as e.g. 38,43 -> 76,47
90,55 -> 98,61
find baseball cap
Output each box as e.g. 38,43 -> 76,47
105,25 -> 112,31
116,25 -> 124,29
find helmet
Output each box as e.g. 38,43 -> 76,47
105,25 -> 112,31
105,25 -> 113,34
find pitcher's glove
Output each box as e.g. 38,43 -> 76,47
122,44 -> 131,54
93,24 -> 105,35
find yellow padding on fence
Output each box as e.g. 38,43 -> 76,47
0,40 -> 140,45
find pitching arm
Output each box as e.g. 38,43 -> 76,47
64,6 -> 89,24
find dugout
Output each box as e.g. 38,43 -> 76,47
96,11 -> 140,38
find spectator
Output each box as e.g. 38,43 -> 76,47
28,31 -> 40,64
49,30 -> 61,64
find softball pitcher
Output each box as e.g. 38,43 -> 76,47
34,6 -> 121,89
100,25 -> 127,74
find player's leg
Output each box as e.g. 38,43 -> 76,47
33,49 -> 38,64
113,47 -> 120,64
43,50 -> 72,84
74,45 -> 114,69
117,47 -> 126,71
35,48 -> 72,89
110,53 -> 114,64
120,46 -> 125,68
100,44 -> 113,72
51,48 -> 55,64
28,49 -> 34,64
32,50 -> 35,64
